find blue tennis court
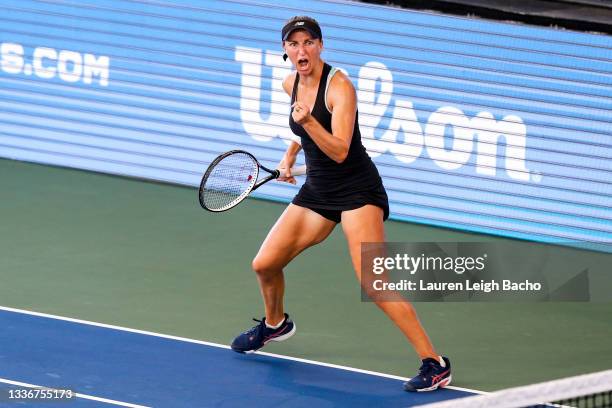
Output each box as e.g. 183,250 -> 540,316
0,307 -> 474,407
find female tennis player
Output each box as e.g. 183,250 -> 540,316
230,16 -> 451,392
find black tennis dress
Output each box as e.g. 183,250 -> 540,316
290,63 -> 389,223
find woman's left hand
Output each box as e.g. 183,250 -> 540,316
277,154 -> 297,185
291,102 -> 311,125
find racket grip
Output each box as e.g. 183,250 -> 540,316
289,165 -> 307,176
275,165 -> 307,178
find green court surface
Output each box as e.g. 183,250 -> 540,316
1,158 -> 611,391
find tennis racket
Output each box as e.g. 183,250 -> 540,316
198,150 -> 307,212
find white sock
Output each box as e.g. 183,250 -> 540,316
265,317 -> 285,329
438,356 -> 446,368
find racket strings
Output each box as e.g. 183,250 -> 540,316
201,153 -> 258,211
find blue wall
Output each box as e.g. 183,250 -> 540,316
1,0 -> 611,248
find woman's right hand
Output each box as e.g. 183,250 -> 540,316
277,154 -> 297,185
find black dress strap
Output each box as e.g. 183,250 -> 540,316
290,73 -> 300,104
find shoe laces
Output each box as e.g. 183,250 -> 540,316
418,360 -> 438,377
243,318 -> 265,336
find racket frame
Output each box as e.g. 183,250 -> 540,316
198,150 -> 296,212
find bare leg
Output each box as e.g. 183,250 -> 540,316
252,204 -> 336,325
341,205 -> 438,360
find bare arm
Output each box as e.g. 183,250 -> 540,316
292,71 -> 355,163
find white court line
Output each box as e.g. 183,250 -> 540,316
0,377 -> 150,408
0,305 -> 484,395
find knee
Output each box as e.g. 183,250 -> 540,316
359,277 -> 411,305
361,284 -> 387,304
251,256 -> 277,279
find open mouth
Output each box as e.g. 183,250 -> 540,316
297,58 -> 309,68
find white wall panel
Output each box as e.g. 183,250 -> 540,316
1,0 -> 611,249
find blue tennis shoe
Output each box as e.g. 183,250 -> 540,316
404,356 -> 452,392
231,313 -> 296,353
